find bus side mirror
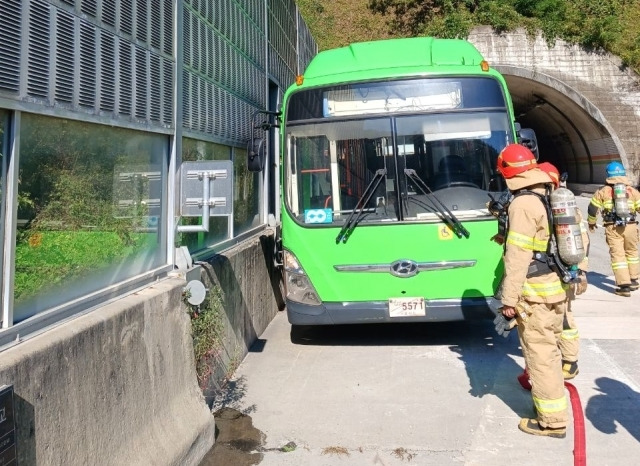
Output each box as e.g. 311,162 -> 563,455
517,127 -> 539,160
247,138 -> 266,172
247,110 -> 281,173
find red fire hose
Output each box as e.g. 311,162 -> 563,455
517,370 -> 586,466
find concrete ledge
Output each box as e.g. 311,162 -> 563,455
191,229 -> 285,406
0,278 -> 215,466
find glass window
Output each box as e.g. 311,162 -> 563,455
233,146 -> 261,235
179,138 -> 231,251
286,118 -> 397,224
0,110 -> 7,306
285,112 -> 511,225
395,112 -> 510,197
14,114 -> 168,323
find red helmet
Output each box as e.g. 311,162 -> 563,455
538,162 -> 560,188
496,144 -> 537,179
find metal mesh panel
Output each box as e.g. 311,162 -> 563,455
162,0 -> 172,56
150,55 -> 161,122
119,41 -> 133,115
268,0 -> 297,88
2,0 -> 317,137
136,0 -> 148,43
0,0 -> 21,93
102,0 -> 116,27
121,0 -> 133,36
28,1 -> 51,99
162,58 -> 173,124
79,21 -> 97,107
55,11 -> 74,104
81,0 -> 97,17
182,0 -> 268,143
151,0 -> 162,50
135,47 -> 148,120
99,31 -> 116,112
0,1 -> 175,130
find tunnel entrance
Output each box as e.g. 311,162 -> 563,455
496,65 -> 626,185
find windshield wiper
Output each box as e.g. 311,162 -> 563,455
336,168 -> 387,244
404,169 -> 470,238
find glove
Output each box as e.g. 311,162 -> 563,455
490,233 -> 505,245
574,274 -> 588,295
493,313 -> 517,338
588,223 -> 597,232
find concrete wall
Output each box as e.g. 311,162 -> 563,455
0,229 -> 282,465
190,229 -> 284,407
468,26 -> 640,179
0,279 -> 216,465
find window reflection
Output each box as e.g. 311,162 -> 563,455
233,146 -> 261,235
15,114 -> 168,323
0,110 -> 6,296
179,138 -> 231,250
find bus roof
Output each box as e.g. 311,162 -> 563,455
302,37 -> 486,83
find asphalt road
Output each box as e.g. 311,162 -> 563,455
209,195 -> 640,466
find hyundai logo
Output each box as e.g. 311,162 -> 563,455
390,259 -> 419,278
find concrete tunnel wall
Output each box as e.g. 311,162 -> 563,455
0,230 -> 282,465
468,26 -> 640,185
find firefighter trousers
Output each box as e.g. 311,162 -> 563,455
605,223 -> 639,285
516,300 -> 569,429
558,299 -> 579,363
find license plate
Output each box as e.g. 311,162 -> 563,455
389,297 -> 426,317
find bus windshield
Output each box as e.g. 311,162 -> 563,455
284,77 -> 513,226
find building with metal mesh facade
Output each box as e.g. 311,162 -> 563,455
0,0 -> 316,335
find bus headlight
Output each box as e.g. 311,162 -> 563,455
283,250 -> 321,306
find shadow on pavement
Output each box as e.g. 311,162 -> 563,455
585,377 -> 640,442
289,316 -> 534,419
585,271 -> 617,293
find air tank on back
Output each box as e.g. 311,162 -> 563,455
612,183 -> 631,224
549,187 -> 586,265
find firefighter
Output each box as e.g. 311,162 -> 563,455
497,144 -> 569,438
538,162 -> 588,379
587,162 -> 640,297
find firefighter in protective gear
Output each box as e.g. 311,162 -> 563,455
538,162 -> 588,380
587,161 -> 640,297
497,144 -> 569,438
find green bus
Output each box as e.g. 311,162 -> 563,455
251,37 -> 531,326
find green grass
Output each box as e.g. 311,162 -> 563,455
14,230 -> 155,300
186,286 -> 226,386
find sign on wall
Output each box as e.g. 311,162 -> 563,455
0,385 -> 16,465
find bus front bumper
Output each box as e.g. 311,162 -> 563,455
286,298 -> 494,325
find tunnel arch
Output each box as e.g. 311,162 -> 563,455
496,64 -> 627,184
469,26 -> 640,186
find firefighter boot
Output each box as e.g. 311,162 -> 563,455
614,285 -> 632,297
630,279 -> 639,291
518,418 -> 566,438
562,360 -> 579,380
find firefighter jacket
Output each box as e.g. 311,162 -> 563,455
502,169 -> 567,307
587,176 -> 640,225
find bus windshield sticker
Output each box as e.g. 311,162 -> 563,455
304,208 -> 333,224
